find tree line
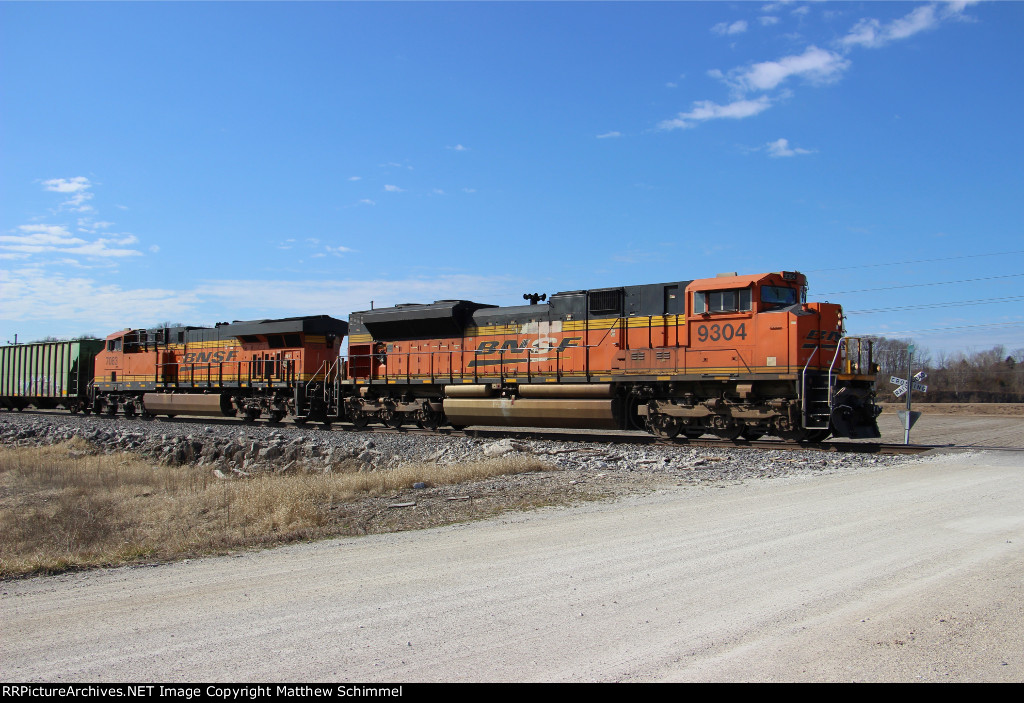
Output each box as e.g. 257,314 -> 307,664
866,337 -> 1024,403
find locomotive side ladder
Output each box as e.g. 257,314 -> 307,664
800,346 -> 834,432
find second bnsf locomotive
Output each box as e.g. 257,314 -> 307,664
8,271 -> 882,441
334,271 -> 881,441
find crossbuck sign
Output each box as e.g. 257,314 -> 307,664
890,371 -> 928,398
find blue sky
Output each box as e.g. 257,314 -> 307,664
2,1 -> 1022,361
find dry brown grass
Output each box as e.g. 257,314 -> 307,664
0,438 -> 554,578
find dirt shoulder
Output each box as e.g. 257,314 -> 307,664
4,450 -> 1022,682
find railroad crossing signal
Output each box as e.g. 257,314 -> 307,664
890,374 -> 928,397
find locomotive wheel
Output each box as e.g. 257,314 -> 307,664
713,425 -> 744,441
104,401 -> 118,417
740,428 -> 765,441
123,403 -> 136,419
380,409 -> 403,429
242,408 -> 259,423
649,414 -> 681,439
416,409 -> 442,431
269,410 -> 285,423
351,413 -> 370,429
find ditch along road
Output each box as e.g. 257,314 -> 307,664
4,447 -> 1022,682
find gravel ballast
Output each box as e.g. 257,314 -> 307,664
0,411 -> 912,481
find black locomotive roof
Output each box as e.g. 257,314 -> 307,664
149,315 -> 347,344
349,280 -> 694,340
223,315 -> 348,339
352,300 -> 495,338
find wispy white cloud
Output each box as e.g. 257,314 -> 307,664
730,46 -> 850,93
1,269 -> 523,339
712,20 -> 748,36
447,144 -> 468,151
839,2 -> 972,50
765,138 -> 814,158
659,2 -> 973,137
596,131 -> 622,139
42,177 -> 91,194
843,10 -> 951,50
0,267 -> 194,332
2,178 -> 148,264
1,224 -> 86,249
658,96 -> 773,130
42,176 -> 95,212
0,224 -> 142,259
383,184 -> 404,192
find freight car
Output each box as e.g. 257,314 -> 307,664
0,339 -> 104,412
316,271 -> 881,441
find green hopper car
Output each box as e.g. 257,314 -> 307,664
0,339 -> 104,412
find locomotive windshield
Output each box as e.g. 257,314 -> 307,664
760,285 -> 799,308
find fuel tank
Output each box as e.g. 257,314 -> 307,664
442,397 -> 618,429
143,393 -> 234,417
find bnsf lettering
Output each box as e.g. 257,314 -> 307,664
805,330 -> 842,342
475,337 -> 581,355
182,351 -> 239,363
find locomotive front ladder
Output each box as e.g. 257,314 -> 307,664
800,336 -> 871,432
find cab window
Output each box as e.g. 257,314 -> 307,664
760,286 -> 799,309
693,288 -> 751,314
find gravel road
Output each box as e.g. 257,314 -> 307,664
3,447 -> 1022,682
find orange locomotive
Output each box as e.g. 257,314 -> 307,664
334,271 -> 881,441
93,316 -> 347,422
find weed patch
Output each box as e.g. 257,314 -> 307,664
0,441 -> 554,577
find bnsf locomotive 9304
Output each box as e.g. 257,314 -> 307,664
1,271 -> 882,442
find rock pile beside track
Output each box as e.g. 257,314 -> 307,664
0,412 -> 911,486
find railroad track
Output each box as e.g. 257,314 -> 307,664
4,407 -> 944,455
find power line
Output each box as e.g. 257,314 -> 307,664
852,320 -> 1024,337
818,272 -> 1024,296
806,249 -> 1024,273
846,295 -> 1024,315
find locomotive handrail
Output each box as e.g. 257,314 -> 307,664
305,360 -> 328,390
800,346 -> 819,420
342,346 -> 583,384
827,337 -> 848,404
